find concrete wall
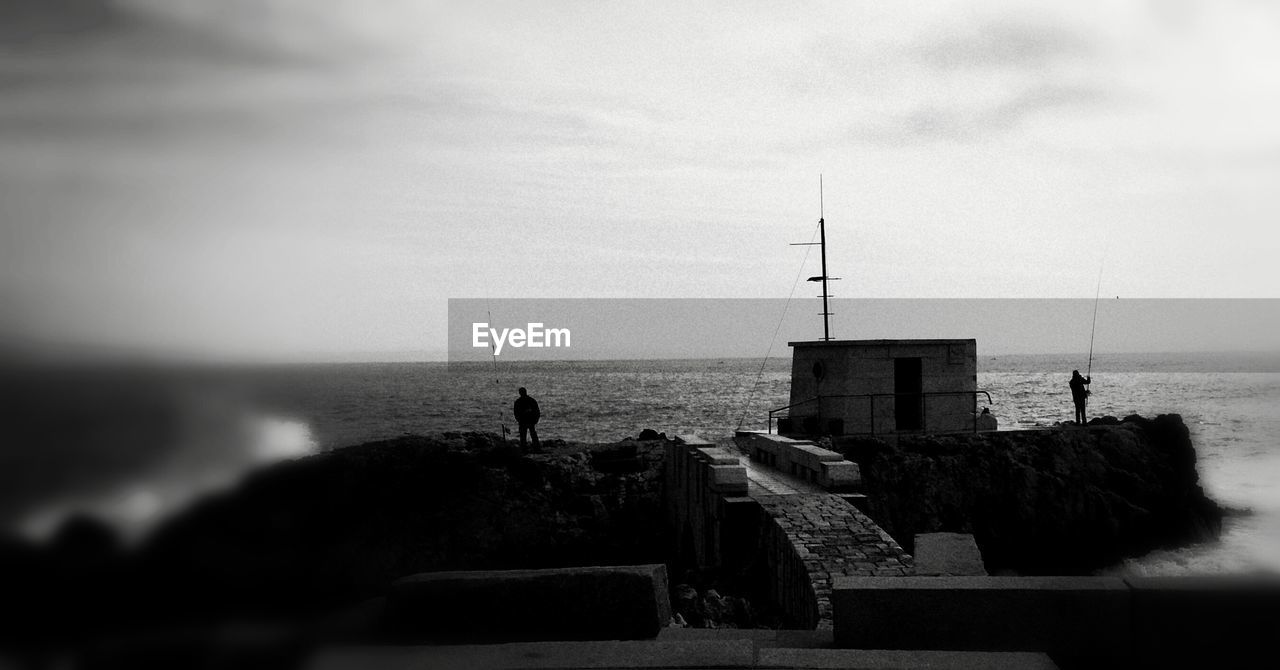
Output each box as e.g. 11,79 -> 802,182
664,435 -> 822,628
832,575 -> 1280,667
664,435 -> 751,570
384,564 -> 672,643
832,576 -> 1130,657
756,502 -> 822,629
787,339 -> 977,435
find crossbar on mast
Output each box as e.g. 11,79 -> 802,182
792,176 -> 838,341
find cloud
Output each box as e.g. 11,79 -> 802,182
0,0 -> 116,42
798,7 -> 1121,145
853,83 -> 1114,145
2,1 -> 1278,360
912,17 -> 1094,71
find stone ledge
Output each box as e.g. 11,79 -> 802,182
308,639 -> 756,670
758,648 -> 1058,669
310,639 -> 1057,669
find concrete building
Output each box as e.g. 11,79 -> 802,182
776,339 -> 982,436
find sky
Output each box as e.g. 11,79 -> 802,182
1,0 -> 1278,361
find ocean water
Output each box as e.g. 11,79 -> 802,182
4,352 -> 1277,574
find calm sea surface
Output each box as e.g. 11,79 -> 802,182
5,352 -> 1278,574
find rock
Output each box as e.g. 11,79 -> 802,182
701,590 -> 733,626
63,434 -> 667,628
673,584 -> 703,628
669,584 -> 759,629
637,429 -> 662,441
590,443 -> 646,473
857,415 -> 1222,574
50,514 -> 120,563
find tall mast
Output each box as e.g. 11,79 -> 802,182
792,175 -> 839,341
818,177 -> 831,341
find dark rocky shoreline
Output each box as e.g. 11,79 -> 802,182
0,432 -> 674,651
0,416 -> 1225,656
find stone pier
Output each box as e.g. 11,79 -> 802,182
666,433 -> 911,629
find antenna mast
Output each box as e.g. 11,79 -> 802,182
818,177 -> 831,341
791,175 -> 839,341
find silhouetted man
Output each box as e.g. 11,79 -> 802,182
514,387 -> 540,450
1069,370 -> 1091,425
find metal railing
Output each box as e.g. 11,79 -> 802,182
768,390 -> 994,436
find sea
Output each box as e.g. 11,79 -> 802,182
3,351 -> 1277,576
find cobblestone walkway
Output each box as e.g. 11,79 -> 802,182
754,493 -> 913,628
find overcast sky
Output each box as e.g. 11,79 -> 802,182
1,1 -> 1277,361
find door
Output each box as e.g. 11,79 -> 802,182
895,357 -> 923,431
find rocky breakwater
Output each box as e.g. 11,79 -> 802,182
0,432 -> 670,650
841,415 -> 1223,574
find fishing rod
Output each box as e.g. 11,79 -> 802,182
487,306 -> 510,441
1086,261 -> 1104,379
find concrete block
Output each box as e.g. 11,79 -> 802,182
820,461 -> 860,488
754,443 -> 781,459
709,464 -> 748,492
795,444 -> 843,462
913,533 -> 987,576
675,434 -> 714,448
831,576 -> 1130,657
309,639 -> 756,670
695,447 -> 738,466
385,564 -> 671,643
758,648 -> 1058,669
1126,575 -> 1280,666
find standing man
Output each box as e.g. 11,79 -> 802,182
1069,370 -> 1091,425
514,387 -> 541,451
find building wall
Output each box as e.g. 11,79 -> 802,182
786,340 -> 977,435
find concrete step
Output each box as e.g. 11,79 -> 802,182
759,648 -> 1057,669
307,638 -> 1058,669
308,639 -> 755,669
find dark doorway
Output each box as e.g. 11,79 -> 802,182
895,357 -> 923,431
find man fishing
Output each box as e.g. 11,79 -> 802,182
514,387 -> 541,451
1069,370 -> 1091,425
